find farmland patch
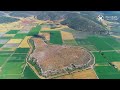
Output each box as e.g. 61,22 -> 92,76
6,30 -> 20,34
50,31 -> 63,45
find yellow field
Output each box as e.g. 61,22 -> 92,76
0,30 -> 8,32
112,62 -> 120,70
61,31 -> 74,40
0,21 -> 23,31
4,34 -> 16,37
7,39 -> 22,44
19,36 -> 32,48
42,27 -> 50,30
0,48 -> 16,51
56,69 -> 97,79
35,20 -> 47,24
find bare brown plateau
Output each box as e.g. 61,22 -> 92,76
30,38 -> 93,77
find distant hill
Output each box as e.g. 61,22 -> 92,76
36,11 -> 108,35
79,11 -> 103,25
6,11 -> 109,35
9,11 -> 33,18
0,16 -> 19,23
61,13 -> 108,35
0,11 -> 9,17
37,11 -> 70,20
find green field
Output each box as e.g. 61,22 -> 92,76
101,51 -> 120,62
0,57 -> 9,66
41,30 -> 63,45
93,52 -> 120,79
1,62 -> 25,74
8,54 -> 28,62
50,31 -> 63,45
0,44 -> 3,47
6,30 -> 20,34
76,38 -> 93,45
88,36 -> 114,50
14,48 -> 30,53
13,33 -> 28,39
94,66 -> 120,79
27,25 -> 41,36
93,52 -> 108,64
0,52 -> 27,78
22,65 -> 39,79
75,38 -> 97,51
100,36 -> 120,50
0,53 -> 12,66
76,35 -> 120,51
93,51 -> 120,78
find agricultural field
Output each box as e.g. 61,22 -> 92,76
1,25 -> 120,79
75,38 -> 97,51
92,49 -> 120,79
75,35 -> 120,51
0,46 -> 32,78
50,31 -> 63,45
93,52 -> 108,64
22,65 -> 39,79
27,25 -> 41,36
74,35 -> 120,79
0,18 -> 40,79
55,69 -> 98,79
1,21 -> 120,79
94,66 -> 120,79
1,11 -> 120,79
41,30 -> 63,45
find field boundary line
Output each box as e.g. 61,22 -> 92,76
21,63 -> 27,75
2,74 -> 22,75
1,37 -> 25,68
89,50 -> 99,79
0,35 -> 28,77
90,49 -> 120,52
